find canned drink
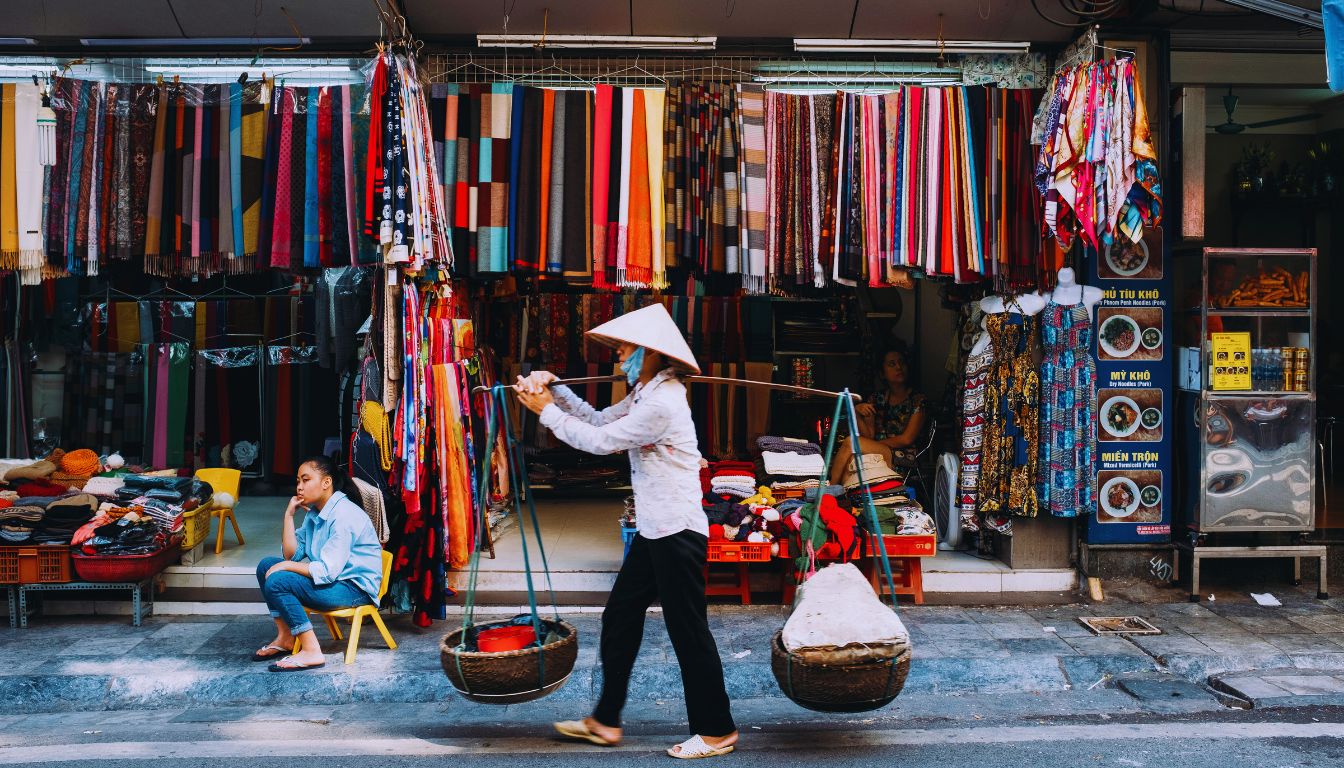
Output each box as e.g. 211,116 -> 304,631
1284,366 -> 1296,391
1295,347 -> 1310,367
1294,369 -> 1308,391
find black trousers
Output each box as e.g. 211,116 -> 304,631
592,530 -> 736,737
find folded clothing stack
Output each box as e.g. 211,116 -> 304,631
81,476 -> 126,498
81,517 -> 168,555
866,499 -> 936,536
846,478 -> 912,507
755,436 -> 822,456
30,493 -> 98,544
761,451 -> 826,478
710,473 -> 757,499
0,503 -> 45,543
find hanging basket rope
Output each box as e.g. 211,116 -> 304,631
771,389 -> 912,713
439,383 -> 578,705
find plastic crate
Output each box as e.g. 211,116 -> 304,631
621,525 -> 638,560
707,541 -> 774,563
181,504 -> 213,551
0,545 -> 75,584
71,544 -> 180,582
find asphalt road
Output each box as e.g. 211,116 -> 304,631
5,705 -> 1344,768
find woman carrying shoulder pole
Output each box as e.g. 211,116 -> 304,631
514,303 -> 738,760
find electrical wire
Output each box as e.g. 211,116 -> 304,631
1029,0 -> 1107,27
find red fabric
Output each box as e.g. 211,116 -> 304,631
362,55 -> 386,240
272,363 -> 293,476
0,499 -> 12,509
317,87 -> 334,267
818,494 -> 860,561
15,480 -> 68,497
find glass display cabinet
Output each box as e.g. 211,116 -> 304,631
1170,247 -> 1326,602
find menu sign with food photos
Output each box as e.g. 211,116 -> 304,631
1082,226 -> 1173,545
1210,332 -> 1252,390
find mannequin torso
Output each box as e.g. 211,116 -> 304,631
1048,267 -> 1103,314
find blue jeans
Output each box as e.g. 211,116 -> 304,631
256,556 -> 373,635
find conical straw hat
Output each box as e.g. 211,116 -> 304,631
585,303 -> 700,375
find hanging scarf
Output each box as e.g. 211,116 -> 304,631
14,84 -> 44,279
735,84 -> 767,294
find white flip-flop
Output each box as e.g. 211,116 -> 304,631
667,735 -> 736,759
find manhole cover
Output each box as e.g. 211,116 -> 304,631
1080,616 -> 1162,635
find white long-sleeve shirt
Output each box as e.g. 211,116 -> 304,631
539,368 -> 707,539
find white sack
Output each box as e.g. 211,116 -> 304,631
782,562 -> 910,653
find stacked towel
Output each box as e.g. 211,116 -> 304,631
761,451 -> 826,478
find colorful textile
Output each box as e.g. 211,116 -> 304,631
1037,301 -> 1096,518
978,311 -> 1040,524
958,345 -> 992,533
1034,56 -> 1162,250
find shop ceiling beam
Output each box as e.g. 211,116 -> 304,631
1213,0 -> 1322,28
1170,51 -> 1325,85
476,34 -> 717,50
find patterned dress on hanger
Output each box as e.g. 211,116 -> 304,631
958,343 -> 993,534
1037,300 -> 1097,517
978,310 -> 1040,530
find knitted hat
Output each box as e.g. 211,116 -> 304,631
59,449 -> 102,477
584,303 -> 700,375
841,454 -> 903,491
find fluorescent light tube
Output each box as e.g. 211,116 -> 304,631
144,65 -> 356,76
755,74 -> 963,85
0,38 -> 37,46
795,38 -> 1029,54
81,37 -> 311,47
476,34 -> 716,50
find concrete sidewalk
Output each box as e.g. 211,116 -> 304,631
6,587 -> 1344,713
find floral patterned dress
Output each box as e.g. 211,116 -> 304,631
1037,301 -> 1097,517
871,389 -> 927,467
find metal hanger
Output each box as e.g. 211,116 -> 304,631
599,55 -> 668,86
520,54 -> 597,89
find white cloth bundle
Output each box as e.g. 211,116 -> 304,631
761,451 -> 826,477
782,563 -> 910,659
80,476 -> 126,498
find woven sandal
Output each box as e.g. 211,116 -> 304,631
554,720 -> 620,747
667,735 -> 735,759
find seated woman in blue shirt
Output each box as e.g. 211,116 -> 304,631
252,455 -> 383,672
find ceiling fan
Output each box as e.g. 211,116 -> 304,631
1211,88 -> 1318,134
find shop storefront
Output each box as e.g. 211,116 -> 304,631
4,1 -> 1334,624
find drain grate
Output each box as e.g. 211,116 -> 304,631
1080,616 -> 1162,635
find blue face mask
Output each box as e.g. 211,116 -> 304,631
620,346 -> 646,386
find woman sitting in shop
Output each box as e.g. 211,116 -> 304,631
830,341 -> 929,485
514,303 -> 738,760
252,455 -> 383,672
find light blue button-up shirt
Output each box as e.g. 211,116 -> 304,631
291,491 -> 383,601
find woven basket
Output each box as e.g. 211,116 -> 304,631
770,630 -> 912,713
440,619 -> 578,705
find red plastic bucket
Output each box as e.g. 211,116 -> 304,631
476,625 -> 537,653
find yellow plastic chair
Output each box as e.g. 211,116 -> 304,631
194,468 -> 244,555
299,550 -> 398,665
